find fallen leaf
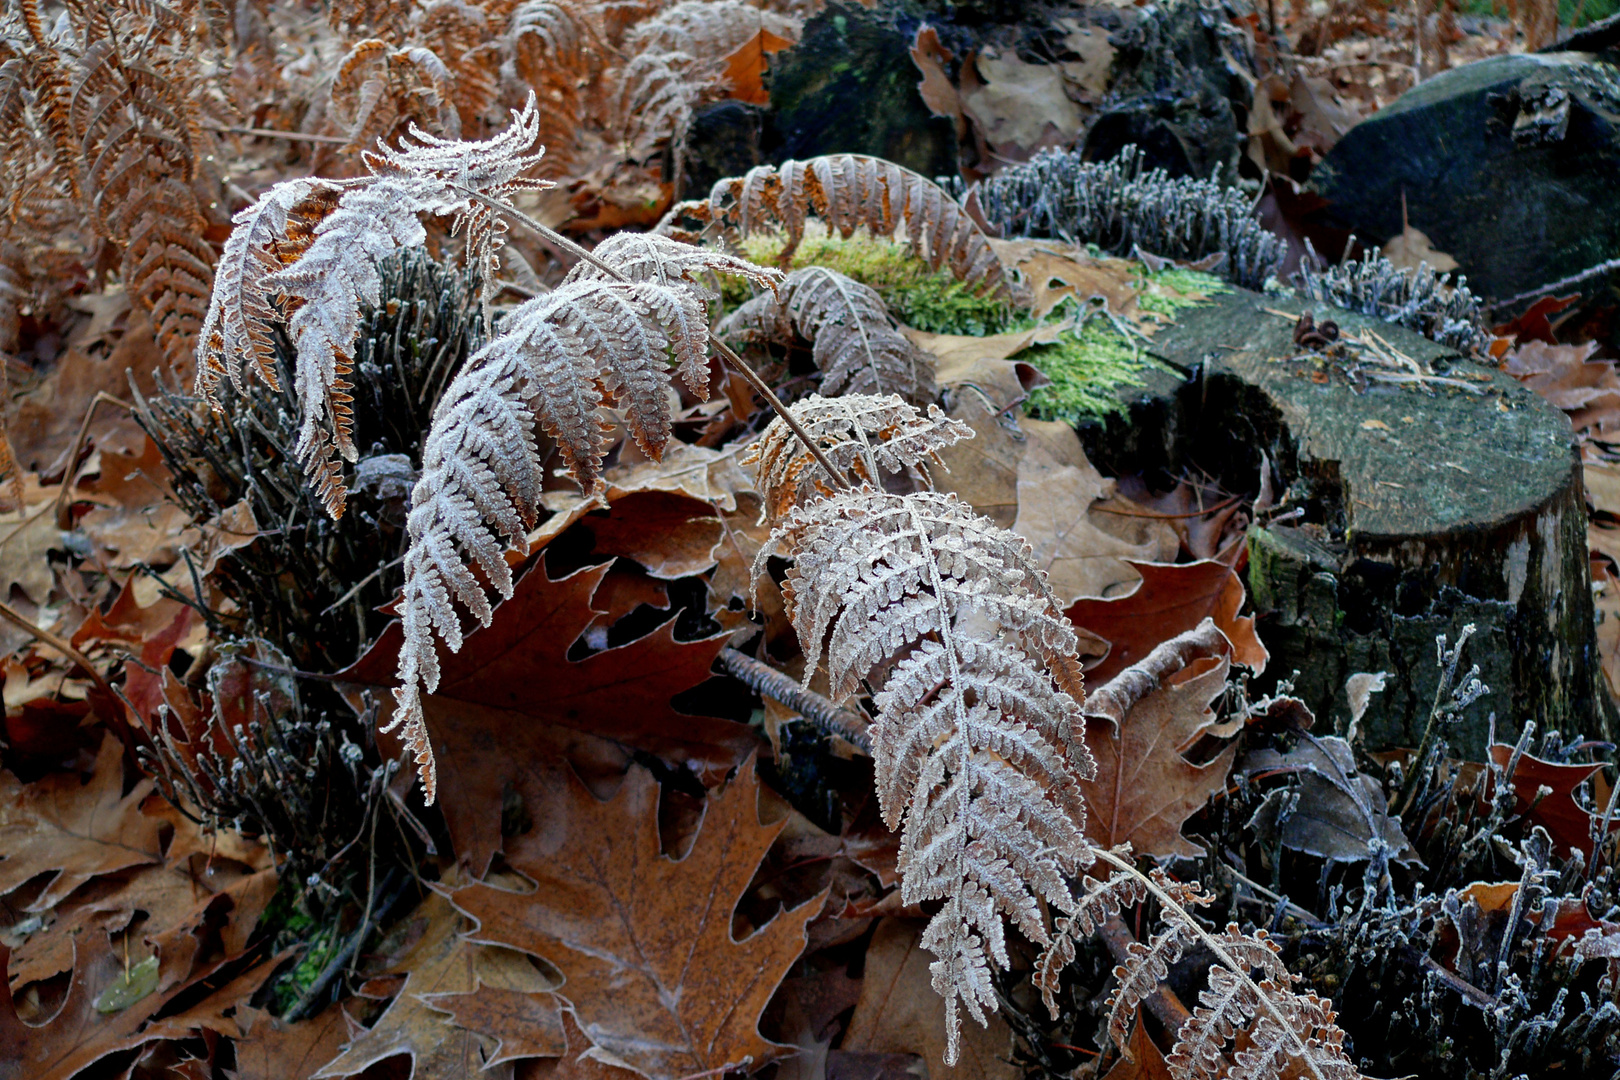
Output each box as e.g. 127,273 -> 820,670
1054,18 -> 1115,103
910,26 -> 961,120
1244,732 -> 1419,865
903,322 -> 1067,376
1066,560 -> 1268,685
340,555 -> 749,874
840,918 -> 1018,1080
1505,340 -> 1620,438
1344,671 -> 1388,730
0,931 -> 178,1080
517,1010 -> 642,1080
1100,1017 -> 1175,1080
312,889 -> 554,1079
452,761 -> 819,1080
0,733 -> 166,908
1492,293 -> 1578,345
1081,658 -> 1237,857
721,26 -> 795,106
1012,424 -> 1177,605
1381,216 -> 1459,275
990,241 -> 1146,323
1487,743 -> 1606,859
420,983 -> 567,1068
231,1002 -> 357,1080
960,49 -> 1082,159
74,425 -> 191,570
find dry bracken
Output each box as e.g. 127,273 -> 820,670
724,266 -> 937,403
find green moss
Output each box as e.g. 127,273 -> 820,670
721,228 -> 1014,336
1021,267 -> 1221,425
1022,319 -> 1172,425
1137,267 -> 1227,317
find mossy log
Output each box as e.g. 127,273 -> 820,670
1080,287 -> 1605,756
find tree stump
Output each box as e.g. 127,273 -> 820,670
1079,286 -> 1604,756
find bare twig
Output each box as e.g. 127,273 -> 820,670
718,647 -> 871,752
54,391 -> 135,529
1097,912 -> 1194,1032
0,596 -> 116,701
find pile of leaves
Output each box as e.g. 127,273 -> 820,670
1,0 -> 1619,1079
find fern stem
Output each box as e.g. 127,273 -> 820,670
1090,847 -> 1334,1080
446,184 -> 852,490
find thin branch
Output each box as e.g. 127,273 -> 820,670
54,391 -> 135,529
718,647 -> 871,752
1097,912 -> 1193,1033
0,597 -> 116,701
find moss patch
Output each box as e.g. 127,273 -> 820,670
722,227 -> 1013,336
1021,267 -> 1223,426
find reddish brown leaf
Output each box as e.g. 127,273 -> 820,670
841,918 -> 1019,1080
1487,744 -> 1605,858
721,27 -> 795,106
0,734 -> 166,908
231,1002 -> 358,1080
0,932 -> 169,1080
340,556 -> 751,874
514,1010 -> 641,1080
1492,293 -> 1578,344
1067,561 -> 1268,685
312,889 -> 555,1079
1101,1017 -> 1175,1080
452,762 -> 819,1080
1081,659 -> 1238,857
420,984 -> 567,1067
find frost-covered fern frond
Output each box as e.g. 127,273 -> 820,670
660,154 -> 1013,300
196,96 -> 551,518
743,393 -> 970,524
623,0 -> 799,58
724,266 -> 936,403
1296,243 -> 1489,355
760,486 -> 1092,1063
964,146 -> 1285,291
1034,856 -> 1362,1080
389,235 -> 779,803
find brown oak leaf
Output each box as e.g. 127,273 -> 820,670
1081,657 -> 1238,857
452,761 -> 821,1080
0,733 -> 166,908
339,555 -> 752,875
312,889 -> 557,1079
420,983 -> 567,1068
1067,560 -> 1268,685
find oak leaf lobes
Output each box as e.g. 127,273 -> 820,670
452,761 -> 821,1080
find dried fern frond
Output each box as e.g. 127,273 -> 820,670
623,0 -> 799,59
1167,927 -> 1358,1080
724,265 -> 936,403
509,0 -> 600,176
743,393 -> 970,523
197,97 -> 550,517
663,154 -> 1013,300
389,236 -> 777,802
761,487 -> 1091,1063
331,38 -> 460,149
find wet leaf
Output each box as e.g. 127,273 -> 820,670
452,761 -> 819,1080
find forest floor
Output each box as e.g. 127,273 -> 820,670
2,0 -> 1620,1079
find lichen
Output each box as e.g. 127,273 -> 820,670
720,226 -> 1013,335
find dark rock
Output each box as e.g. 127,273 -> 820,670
764,1 -> 957,178
678,100 -> 766,199
1309,53 -> 1620,304
1079,286 -> 1604,756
